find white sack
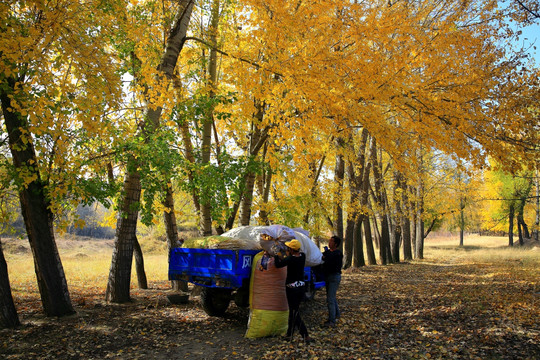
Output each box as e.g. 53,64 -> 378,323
222,225 -> 323,267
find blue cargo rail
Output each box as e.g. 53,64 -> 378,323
169,248 -> 260,289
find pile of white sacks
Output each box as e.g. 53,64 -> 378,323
222,224 -> 323,267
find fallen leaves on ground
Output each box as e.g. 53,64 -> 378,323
1,259 -> 539,359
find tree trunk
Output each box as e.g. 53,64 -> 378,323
517,218 -> 524,246
371,139 -> 392,264
410,208 -> 417,257
163,184 -> 187,291
333,142 -> 345,240
363,216 -> 377,265
303,155 -> 326,225
459,197 -> 465,246
239,170 -> 256,226
133,236 -> 148,289
239,109 -> 267,226
0,240 -> 20,328
343,160 -> 358,269
415,145 -> 425,260
508,203 -> 514,247
372,213 -> 381,249
401,215 -> 411,260
399,177 -> 412,261
415,191 -> 424,259
343,217 -> 355,269
227,102 -> 268,229
389,179 -> 400,263
257,147 -> 272,226
178,119 -> 201,214
517,208 -> 530,240
199,0 -> 223,235
535,167 -> 539,242
106,0 -> 194,302
106,166 -> 141,302
353,215 -> 365,267
1,80 -> 75,317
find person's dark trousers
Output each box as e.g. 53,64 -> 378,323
325,273 -> 341,323
285,286 -> 308,338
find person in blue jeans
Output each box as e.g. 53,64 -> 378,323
322,235 -> 343,327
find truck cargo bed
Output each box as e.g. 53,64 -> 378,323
168,248 -> 260,288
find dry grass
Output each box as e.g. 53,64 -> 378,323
4,236 -> 170,303
5,234 -> 539,296
423,234 -> 540,267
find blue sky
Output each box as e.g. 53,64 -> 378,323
512,22 -> 539,65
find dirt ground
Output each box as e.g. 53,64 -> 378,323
1,255 -> 539,360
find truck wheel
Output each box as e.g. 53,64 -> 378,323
200,288 -> 232,316
234,287 -> 250,308
304,281 -> 315,301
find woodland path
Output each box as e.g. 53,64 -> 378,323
1,258 -> 539,359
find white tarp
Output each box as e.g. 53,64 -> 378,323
222,225 -> 323,267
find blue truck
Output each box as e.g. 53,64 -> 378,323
168,247 -> 325,316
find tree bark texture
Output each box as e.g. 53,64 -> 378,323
1,79 -> 75,317
398,176 -> 412,260
508,203 -> 515,246
348,129 -> 370,268
106,0 -> 194,302
534,167 -> 540,241
239,108 -> 268,226
303,155 -> 326,225
353,215 -> 365,267
199,0 -> 220,235
459,197 -> 465,246
106,166 -> 141,302
257,143 -> 272,226
332,138 -> 345,241
371,139 -> 392,264
344,217 -> 355,269
415,145 -> 425,260
0,240 -> 20,328
133,236 -> 148,289
364,217 -> 377,265
415,189 -> 424,259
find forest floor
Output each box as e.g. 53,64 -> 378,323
1,235 -> 539,359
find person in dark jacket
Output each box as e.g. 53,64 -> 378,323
322,235 -> 343,327
274,239 -> 312,343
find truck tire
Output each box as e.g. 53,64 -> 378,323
233,287 -> 250,308
200,288 -> 232,316
304,280 -> 316,301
